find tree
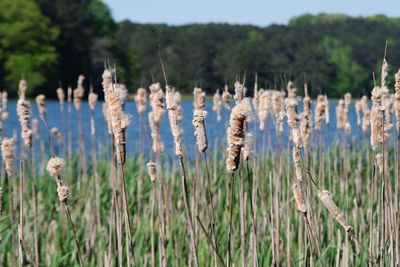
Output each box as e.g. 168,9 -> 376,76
0,0 -> 58,96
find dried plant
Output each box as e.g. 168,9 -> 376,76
134,87 -> 148,115
1,137 -> 14,176
226,98 -> 251,172
16,99 -> 32,148
300,84 -> 312,150
212,89 -> 222,122
166,86 -> 184,158
222,84 -> 232,111
35,94 -> 46,117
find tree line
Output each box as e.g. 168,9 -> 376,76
1,0 -> 400,98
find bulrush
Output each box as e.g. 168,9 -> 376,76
257,90 -> 269,130
1,91 -> 8,120
73,75 -> 85,111
51,128 -> 63,145
292,183 -> 306,214
166,86 -> 184,158
146,161 -> 157,183
361,95 -> 370,133
234,81 -> 247,104
35,94 -> 46,117
226,98 -> 251,172
193,109 -> 208,153
1,138 -> 14,176
148,82 -> 165,155
222,84 -> 232,111
300,84 -> 312,150
212,89 -> 222,122
370,85 -> 392,151
242,132 -> 252,161
193,87 -> 206,110
343,93 -> 351,134
394,69 -> 400,132
285,97 -> 302,181
272,90 -> 285,133
336,99 -> 345,130
57,87 -> 65,107
16,99 -> 32,148
88,91 -> 98,111
315,94 -> 328,131
134,87 -> 147,115
32,118 -> 39,137
18,79 -> 28,99
355,100 -> 362,126
318,190 -> 353,233
287,80 -> 297,98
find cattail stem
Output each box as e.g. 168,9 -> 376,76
227,173 -> 234,267
179,157 -> 199,267
63,202 -> 84,267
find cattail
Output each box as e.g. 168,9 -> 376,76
1,138 -> 14,176
174,91 -> 183,122
47,157 -> 70,202
18,79 -> 28,99
234,81 -> 247,103
361,96 -> 370,133
148,82 -> 165,155
88,91 -> 98,111
193,109 -> 208,152
355,100 -> 361,126
46,157 -> 66,178
149,83 -> 165,124
336,99 -> 345,130
146,161 -> 157,183
272,90 -> 285,133
343,93 -> 351,134
67,86 -> 72,103
193,87 -> 206,110
1,91 -> 8,120
212,89 -> 222,122
134,87 -> 147,116
166,86 -> 184,158
73,75 -> 85,111
57,87 -> 65,107
315,94 -> 327,130
292,183 -> 306,214
300,84 -> 312,150
285,97 -> 303,182
51,127 -> 63,144
242,132 -> 252,161
16,99 -> 32,147
226,98 -> 251,172
222,84 -> 232,111
35,94 -> 46,117
319,190 -> 353,232
394,69 -> 400,132
257,90 -> 269,130
324,94 -> 330,124
370,85 -> 392,151
287,80 -> 297,98
252,76 -> 259,110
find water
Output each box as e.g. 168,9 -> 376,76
2,99 -> 374,161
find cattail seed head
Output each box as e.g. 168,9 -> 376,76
193,87 -> 206,110
319,190 -> 353,232
51,127 -> 63,144
57,87 -> 65,106
134,87 -> 148,115
242,132 -> 252,161
212,89 -> 222,122
88,91 -> 98,111
226,98 -> 251,172
1,138 -> 14,176
16,99 -> 32,147
234,81 -> 247,103
193,110 -> 208,152
292,183 -> 306,214
146,161 -> 157,183
57,183 -> 70,202
166,86 -> 184,158
35,94 -> 46,117
222,84 -> 232,111
46,157 -> 66,178
315,94 -> 328,130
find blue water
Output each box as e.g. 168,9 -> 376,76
2,99 -> 374,161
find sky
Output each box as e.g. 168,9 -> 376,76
102,0 -> 400,26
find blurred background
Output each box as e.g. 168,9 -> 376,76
0,0 -> 400,98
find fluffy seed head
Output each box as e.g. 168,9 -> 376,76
292,183 -> 306,214
35,94 -> 46,117
46,157 -> 66,178
88,91 -> 98,111
146,161 -> 157,183
1,138 -> 14,176
319,190 -> 353,232
212,89 -> 222,122
57,87 -> 65,106
134,87 -> 147,115
193,109 -> 208,152
16,99 -> 32,147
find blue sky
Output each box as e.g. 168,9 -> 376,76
102,0 -> 400,26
